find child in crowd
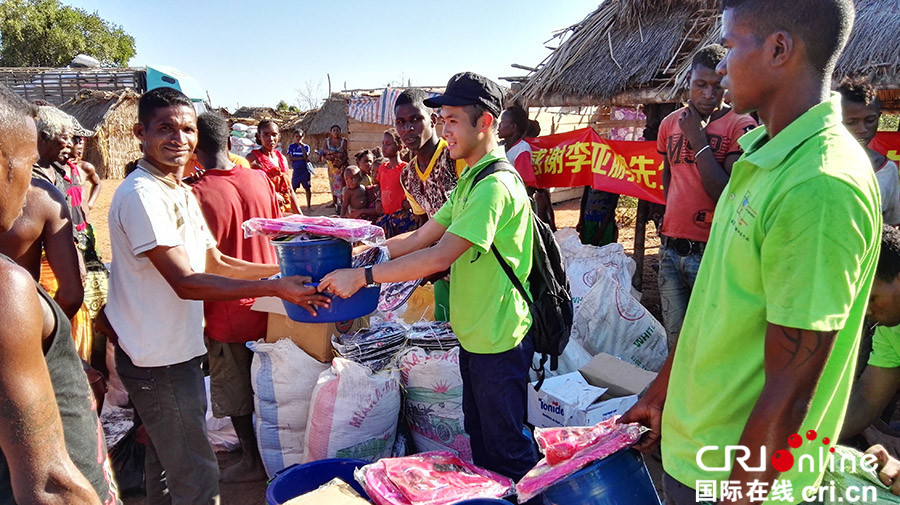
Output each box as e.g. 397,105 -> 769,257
287,128 -> 313,210
340,166 -> 378,220
838,77 -> 900,226
374,129 -> 418,237
355,149 -> 375,185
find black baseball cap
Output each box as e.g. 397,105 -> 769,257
424,72 -> 504,118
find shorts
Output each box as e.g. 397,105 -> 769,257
207,339 -> 254,418
292,166 -> 311,190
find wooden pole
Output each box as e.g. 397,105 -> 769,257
633,200 -> 648,291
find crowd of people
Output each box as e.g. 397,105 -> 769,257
2,0 -> 900,503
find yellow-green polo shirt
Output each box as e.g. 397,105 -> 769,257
433,147 -> 533,354
661,94 -> 882,502
870,325 -> 900,369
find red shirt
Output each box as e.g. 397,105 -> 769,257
377,160 -> 408,214
657,107 -> 757,242
192,166 -> 281,343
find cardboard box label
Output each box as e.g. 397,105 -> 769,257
527,372 -> 638,428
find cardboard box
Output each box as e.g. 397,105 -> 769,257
251,297 -> 368,363
578,352 -> 657,399
527,372 -> 638,429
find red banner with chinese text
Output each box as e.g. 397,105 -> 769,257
872,132 -> 900,162
529,129 -> 900,203
528,127 -> 665,204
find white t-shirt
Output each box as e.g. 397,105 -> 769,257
875,159 -> 900,226
107,160 -> 217,367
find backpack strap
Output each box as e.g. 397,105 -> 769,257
472,160 -> 531,305
474,161 -> 548,388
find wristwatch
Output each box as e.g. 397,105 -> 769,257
364,265 -> 377,287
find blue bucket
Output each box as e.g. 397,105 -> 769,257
265,458 -> 370,504
540,449 -> 661,505
273,238 -> 379,323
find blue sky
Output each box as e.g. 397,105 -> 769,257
66,0 -> 599,110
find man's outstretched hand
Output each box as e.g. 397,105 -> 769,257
619,395 -> 663,452
318,268 -> 366,299
272,276 -> 331,316
866,444 -> 900,495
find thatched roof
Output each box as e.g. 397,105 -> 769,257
298,94 -> 348,135
59,89 -> 141,131
516,0 -> 900,107
836,0 -> 900,87
231,106 -> 282,121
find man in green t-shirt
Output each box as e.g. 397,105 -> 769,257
319,72 -> 537,480
841,225 -> 900,461
622,1 -> 881,503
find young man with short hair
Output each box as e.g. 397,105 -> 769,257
838,77 -> 900,226
623,1 -> 882,503
190,112 -> 282,483
106,87 -> 329,504
840,225 -> 900,456
321,72 -> 537,480
394,88 -> 466,321
657,43 -> 757,347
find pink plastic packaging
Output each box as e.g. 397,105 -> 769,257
515,416 -> 646,503
356,451 -> 514,505
242,215 -> 385,245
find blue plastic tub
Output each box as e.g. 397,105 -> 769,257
265,458 -> 370,504
539,449 -> 661,505
273,238 -> 379,323
282,282 -> 379,323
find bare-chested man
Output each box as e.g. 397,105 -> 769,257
0,85 -> 119,504
0,176 -> 82,318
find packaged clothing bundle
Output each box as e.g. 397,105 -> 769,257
242,215 -> 386,245
304,358 -> 400,462
332,323 -> 407,372
352,247 -> 422,313
356,451 -> 514,505
397,347 -> 471,460
515,416 -> 646,502
405,321 -> 458,352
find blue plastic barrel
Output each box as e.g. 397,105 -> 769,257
272,238 -> 379,323
265,458 -> 370,504
539,449 -> 661,504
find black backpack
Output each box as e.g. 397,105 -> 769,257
473,160 -> 573,389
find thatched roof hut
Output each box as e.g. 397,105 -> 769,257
299,95 -> 348,136
231,106 -> 283,122
60,89 -> 142,179
515,0 -> 900,109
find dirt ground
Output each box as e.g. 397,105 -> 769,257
95,166 -> 663,504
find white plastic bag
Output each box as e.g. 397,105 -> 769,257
571,267 -> 668,371
552,228 -> 667,371
304,358 -> 400,462
248,339 -> 329,477
554,228 -> 636,313
204,376 -> 238,452
398,347 -> 472,461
